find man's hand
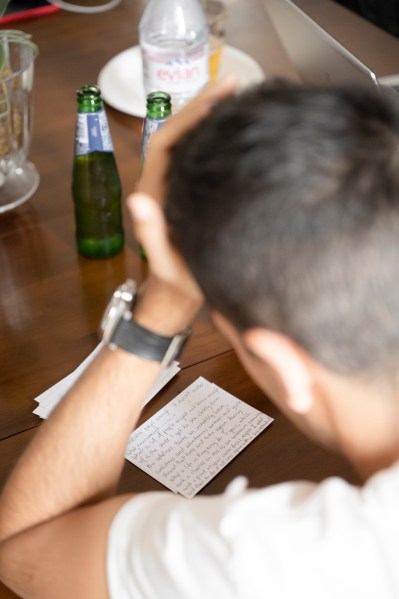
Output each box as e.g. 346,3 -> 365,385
128,75 -> 239,335
128,192 -> 203,335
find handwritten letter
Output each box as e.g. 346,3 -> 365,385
125,377 -> 273,498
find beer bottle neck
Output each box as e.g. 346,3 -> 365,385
146,91 -> 172,119
77,85 -> 104,113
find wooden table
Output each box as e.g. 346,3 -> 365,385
1,1 -> 398,596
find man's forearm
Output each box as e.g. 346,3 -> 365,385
0,346 -> 161,542
0,261 -> 201,544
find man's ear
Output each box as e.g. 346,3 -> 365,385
243,328 -> 315,414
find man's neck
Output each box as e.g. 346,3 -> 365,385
322,369 -> 399,481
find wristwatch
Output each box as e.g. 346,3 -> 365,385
100,279 -> 191,368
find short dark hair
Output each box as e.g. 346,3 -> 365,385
165,80 -> 399,376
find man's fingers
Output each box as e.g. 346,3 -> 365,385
155,73 -> 239,148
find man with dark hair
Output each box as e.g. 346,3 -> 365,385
1,77 -> 399,599
166,80 -> 399,376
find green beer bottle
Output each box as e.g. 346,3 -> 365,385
140,91 -> 172,166
72,85 -> 124,259
139,91 -> 172,258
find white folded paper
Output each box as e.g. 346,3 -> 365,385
33,342 -> 180,419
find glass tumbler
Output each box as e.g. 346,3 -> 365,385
0,31 -> 39,213
201,0 -> 228,81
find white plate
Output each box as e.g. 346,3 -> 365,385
98,45 -> 265,118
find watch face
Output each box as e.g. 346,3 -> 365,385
100,279 -> 136,343
100,296 -> 123,336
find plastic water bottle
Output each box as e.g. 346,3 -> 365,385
139,0 -> 209,111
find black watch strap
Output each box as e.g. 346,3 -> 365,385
111,317 -> 175,362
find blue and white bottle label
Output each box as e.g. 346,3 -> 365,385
141,116 -> 167,160
74,109 -> 114,156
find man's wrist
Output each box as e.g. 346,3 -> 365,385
100,278 -> 194,366
133,279 -> 201,336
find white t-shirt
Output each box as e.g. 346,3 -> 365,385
107,462 -> 399,599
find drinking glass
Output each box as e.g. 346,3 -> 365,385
202,0 -> 228,82
0,31 -> 39,213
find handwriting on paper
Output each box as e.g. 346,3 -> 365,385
125,377 -> 273,499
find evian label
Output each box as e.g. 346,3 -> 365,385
141,41 -> 209,99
